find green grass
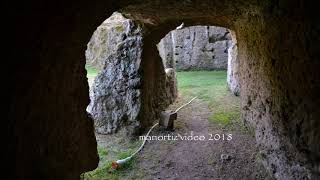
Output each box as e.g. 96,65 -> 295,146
97,146 -> 108,157
86,65 -> 99,87
84,140 -> 143,180
86,65 -> 99,77
177,71 -> 240,128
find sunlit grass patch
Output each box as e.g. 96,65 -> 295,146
209,111 -> 240,127
84,139 -> 143,180
86,65 -> 99,77
85,65 -> 99,87
176,71 -> 241,128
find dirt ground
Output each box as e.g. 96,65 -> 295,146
96,97 -> 273,180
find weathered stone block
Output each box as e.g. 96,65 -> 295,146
159,110 -> 177,130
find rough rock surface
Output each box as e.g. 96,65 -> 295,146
87,12 -> 177,135
164,68 -> 178,103
227,31 -> 240,96
158,26 -> 231,70
87,12 -> 143,134
85,12 -> 135,71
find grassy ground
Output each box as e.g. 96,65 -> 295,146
83,133 -> 143,180
177,71 -> 241,128
86,65 -> 99,87
86,65 -> 99,77
84,70 -> 241,179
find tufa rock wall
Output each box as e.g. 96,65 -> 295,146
227,30 -> 240,96
85,12 -> 139,72
86,12 -> 143,134
237,9 -> 320,179
158,26 -> 232,70
86,12 -> 177,135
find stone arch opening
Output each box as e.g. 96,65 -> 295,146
84,12 -> 255,178
84,10 -> 271,180
83,3 -> 317,178
85,14 -> 241,135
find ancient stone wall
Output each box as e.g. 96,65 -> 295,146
158,26 -> 232,70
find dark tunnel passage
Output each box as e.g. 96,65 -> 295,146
6,0 -> 320,179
